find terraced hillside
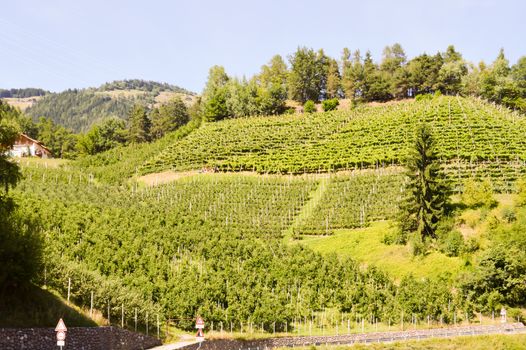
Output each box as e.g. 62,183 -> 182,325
19,96 -> 526,333
17,162 -> 463,331
139,96 -> 526,191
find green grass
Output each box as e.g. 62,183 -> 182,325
298,221 -> 463,280
283,176 -> 328,241
274,334 -> 526,349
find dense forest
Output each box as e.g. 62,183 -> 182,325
0,88 -> 48,98
99,79 -> 194,94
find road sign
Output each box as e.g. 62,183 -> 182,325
55,318 -> 67,348
195,317 -> 205,329
55,318 -> 68,332
195,317 -> 205,342
196,328 -> 204,342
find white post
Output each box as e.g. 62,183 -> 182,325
157,314 -> 160,338
121,304 -> 124,328
67,278 -> 71,303
90,291 -> 94,318
146,312 -> 149,335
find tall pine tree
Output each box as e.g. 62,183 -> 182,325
399,123 -> 449,241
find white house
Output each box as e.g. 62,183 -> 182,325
9,134 -> 52,158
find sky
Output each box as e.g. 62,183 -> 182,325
1,0 -> 525,93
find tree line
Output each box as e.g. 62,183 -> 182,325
201,44 -> 526,121
0,88 -> 48,98
6,45 -> 526,160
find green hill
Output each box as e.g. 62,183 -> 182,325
137,96 -> 525,191
24,80 -> 194,132
12,95 -> 526,332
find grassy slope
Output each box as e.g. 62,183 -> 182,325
14,98 -> 525,328
0,284 -> 97,327
283,176 -> 328,241
298,194 -> 518,280
297,222 -> 463,280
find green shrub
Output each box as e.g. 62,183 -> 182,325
463,237 -> 480,254
284,107 -> 296,115
516,178 -> 526,207
440,230 -> 464,257
410,233 -> 427,256
322,98 -> 339,112
508,308 -> 524,323
459,209 -> 481,229
382,230 -> 407,245
303,100 -> 316,113
501,206 -> 517,223
461,178 -> 496,208
415,93 -> 433,101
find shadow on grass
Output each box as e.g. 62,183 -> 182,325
0,283 -> 97,328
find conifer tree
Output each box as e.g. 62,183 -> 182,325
150,96 -> 190,139
399,123 -> 449,240
326,58 -> 341,99
127,104 -> 151,143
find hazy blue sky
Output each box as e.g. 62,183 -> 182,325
1,0 -> 524,93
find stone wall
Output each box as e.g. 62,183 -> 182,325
0,326 -> 161,350
179,323 -> 526,350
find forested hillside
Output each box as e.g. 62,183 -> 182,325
24,80 -> 194,132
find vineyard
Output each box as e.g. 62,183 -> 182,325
14,162 -> 464,332
136,96 -> 526,191
293,168 -> 404,236
12,95 -> 526,334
